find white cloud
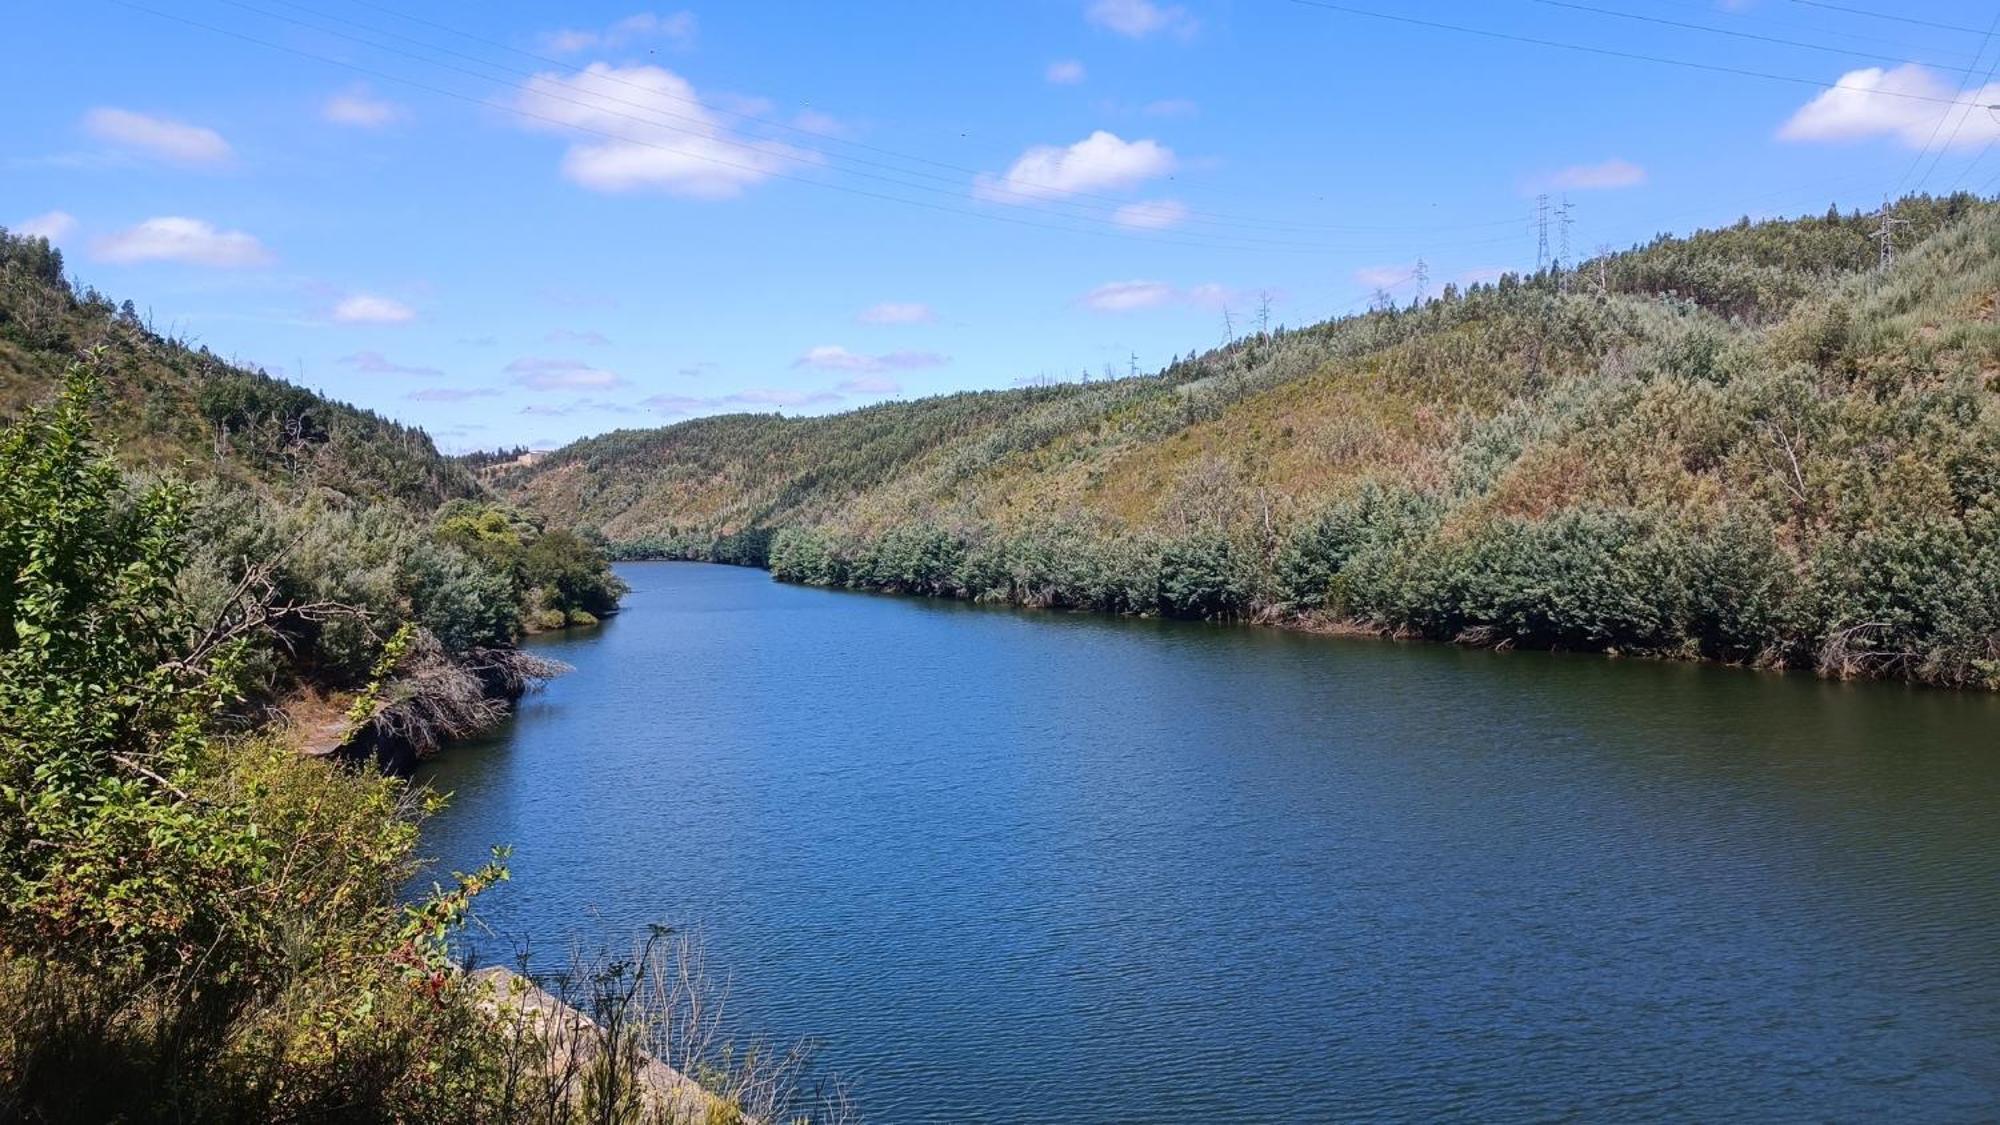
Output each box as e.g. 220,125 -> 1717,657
331,293 -> 417,324
15,211 -> 76,241
1779,64 -> 2000,149
516,63 -> 808,197
341,350 -> 442,376
506,356 -> 627,390
1541,158 -> 1646,191
1081,279 -> 1176,312
1086,0 -> 1198,39
856,301 -> 937,325
1046,59 -> 1087,85
547,328 -> 611,345
542,11 -> 696,54
83,108 -> 232,166
93,217 -> 271,267
1112,198 -> 1188,229
793,345 -> 948,373
975,130 -> 1174,202
323,86 -> 405,128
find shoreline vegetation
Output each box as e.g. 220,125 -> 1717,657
505,194 -> 2000,691
0,232 -> 851,1119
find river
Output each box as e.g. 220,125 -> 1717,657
417,561 -> 2000,1122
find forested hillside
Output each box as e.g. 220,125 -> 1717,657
496,194 -> 2000,688
0,228 -> 623,728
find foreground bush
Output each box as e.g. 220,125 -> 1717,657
0,369 -> 849,1123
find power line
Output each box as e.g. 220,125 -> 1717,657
107,0 -> 1332,255
1914,15 -> 2000,193
1637,0 -> 1988,63
110,0 -> 1545,262
252,0 -> 1532,238
1788,0 -> 1994,38
1279,0 -> 1987,106
1532,0 -> 1992,76
214,0 -> 1329,246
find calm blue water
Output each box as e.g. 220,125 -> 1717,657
419,562 -> 2000,1122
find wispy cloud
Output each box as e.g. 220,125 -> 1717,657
640,386 -> 846,417
542,10 -> 697,54
520,397 -> 636,417
975,130 -> 1174,203
1086,0 -> 1198,40
323,85 -> 405,128
331,293 -> 417,324
1080,279 -> 1175,312
639,374 -> 906,418
1046,59 -> 1087,85
1352,264 -> 1416,289
407,387 -> 499,402
1779,64 -> 2000,148
516,63 -> 810,197
1112,199 -> 1188,229
856,301 -> 937,325
546,328 -> 611,345
93,217 -> 271,268
83,108 -> 232,166
14,211 -> 76,241
834,375 -> 902,395
341,350 -> 442,377
506,356 -> 628,390
792,345 -> 949,373
1537,158 -> 1646,191
1079,278 -> 1251,313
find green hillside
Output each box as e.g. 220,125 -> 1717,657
0,227 -> 621,708
0,230 -> 477,509
495,194 -> 2000,687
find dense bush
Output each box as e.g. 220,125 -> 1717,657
434,499 -> 627,629
0,368 -> 842,1124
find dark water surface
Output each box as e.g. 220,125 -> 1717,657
419,562 -> 2000,1122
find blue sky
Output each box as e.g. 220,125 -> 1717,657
8,0 -> 2000,450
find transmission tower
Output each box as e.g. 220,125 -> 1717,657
1557,196 -> 1575,269
1414,257 -> 1430,303
1873,195 -> 1909,269
1534,193 -> 1551,273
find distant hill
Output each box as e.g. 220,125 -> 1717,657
493,194 -> 2000,687
0,229 -> 476,510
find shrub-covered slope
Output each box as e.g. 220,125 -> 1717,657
0,228 -> 623,723
497,195 -> 2000,687
0,229 -> 476,509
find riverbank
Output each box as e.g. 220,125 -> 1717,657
607,542 -> 1915,690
